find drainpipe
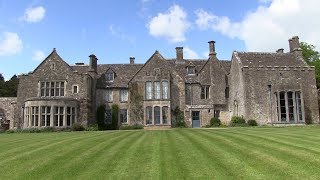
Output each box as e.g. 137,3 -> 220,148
268,84 -> 273,126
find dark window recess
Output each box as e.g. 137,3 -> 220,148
225,87 -> 229,98
201,86 -> 209,99
214,110 -> 220,118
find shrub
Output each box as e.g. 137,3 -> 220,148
41,127 -> 55,132
86,124 -> 99,131
210,117 -> 221,127
111,104 -> 119,130
247,119 -> 258,126
229,116 -> 247,127
72,123 -> 85,131
172,107 -> 187,128
119,124 -> 144,130
5,129 -> 15,133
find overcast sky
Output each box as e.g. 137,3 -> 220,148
0,0 -> 319,79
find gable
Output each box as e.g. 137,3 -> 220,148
32,49 -> 74,79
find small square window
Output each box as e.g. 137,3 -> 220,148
105,73 -> 114,82
187,66 -> 195,75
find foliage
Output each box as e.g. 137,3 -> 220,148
0,74 -> 19,97
96,104 -> 106,130
110,104 -> 119,130
210,117 -> 221,127
129,82 -> 144,124
71,123 -> 85,131
229,116 -> 247,127
119,124 -> 144,130
86,124 -> 99,131
247,119 -> 258,126
300,42 -> 320,88
172,106 -> 187,128
305,107 -> 312,124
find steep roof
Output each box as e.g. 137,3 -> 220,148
235,52 -> 307,67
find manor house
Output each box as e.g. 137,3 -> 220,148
1,36 -> 319,129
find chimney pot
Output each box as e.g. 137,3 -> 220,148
175,47 -> 184,63
89,54 -> 98,73
208,41 -> 216,57
289,36 -> 300,52
130,57 -> 135,65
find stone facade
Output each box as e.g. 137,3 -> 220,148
0,97 -> 16,130
1,36 -> 319,129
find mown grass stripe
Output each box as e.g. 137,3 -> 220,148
208,129 -> 320,179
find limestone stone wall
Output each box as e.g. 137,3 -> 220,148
0,97 -> 17,129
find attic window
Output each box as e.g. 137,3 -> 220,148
105,73 -> 114,82
187,66 -> 196,75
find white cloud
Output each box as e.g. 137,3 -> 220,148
195,0 -> 320,52
147,5 -> 191,43
0,32 -> 23,56
32,50 -> 45,61
184,47 -> 199,59
23,6 -> 46,23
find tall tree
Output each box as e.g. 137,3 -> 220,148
300,42 -> 320,88
0,73 -> 4,82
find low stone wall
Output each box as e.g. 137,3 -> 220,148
0,97 -> 17,130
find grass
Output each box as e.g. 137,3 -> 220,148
1,127 -> 320,179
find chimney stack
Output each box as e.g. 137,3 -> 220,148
208,41 -> 216,57
89,54 -> 98,73
130,57 -> 135,65
289,36 -> 300,52
276,48 -> 284,53
175,47 -> 184,63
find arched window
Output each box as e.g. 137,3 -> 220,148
162,81 -> 168,99
154,106 -> 160,124
154,82 -> 160,99
146,106 -> 152,125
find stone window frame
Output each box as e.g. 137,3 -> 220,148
66,107 -> 76,126
72,85 -> 79,94
105,89 -> 113,102
145,80 -> 170,100
31,106 -> 39,127
39,81 -> 65,97
119,109 -> 128,124
201,85 -> 210,99
40,106 -> 51,127
120,89 -> 128,102
274,91 -> 305,123
186,66 -> 196,75
105,72 -> 114,82
54,106 -> 64,127
145,105 -> 170,125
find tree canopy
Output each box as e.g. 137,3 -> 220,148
300,42 -> 320,88
0,74 -> 19,97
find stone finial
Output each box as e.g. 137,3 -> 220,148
276,48 -> 284,53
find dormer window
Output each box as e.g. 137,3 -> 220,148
105,73 -> 114,82
187,66 -> 196,75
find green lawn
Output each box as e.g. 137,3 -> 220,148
1,127 -> 320,179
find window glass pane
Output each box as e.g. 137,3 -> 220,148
120,90 -> 128,102
287,92 -> 294,122
154,82 -> 160,99
106,90 -> 112,102
280,92 -> 286,122
275,93 -> 279,122
120,109 -> 127,123
295,91 -> 303,121
146,106 -> 152,125
146,82 -> 152,99
162,106 -> 168,124
162,81 -> 168,99
154,106 -> 160,124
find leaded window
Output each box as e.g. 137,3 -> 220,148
154,82 -> 160,99
120,89 -> 128,102
106,90 -> 113,102
54,106 -> 64,127
162,81 -> 168,99
154,106 -> 160,124
105,109 -> 112,124
162,106 -> 168,124
146,106 -> 152,125
67,107 -> 76,126
187,66 -> 195,75
31,106 -> 39,127
120,109 -> 127,124
201,86 -> 210,99
274,91 -> 303,123
146,81 -> 152,100
41,106 -> 51,127
105,73 -> 114,82
40,81 -> 65,97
